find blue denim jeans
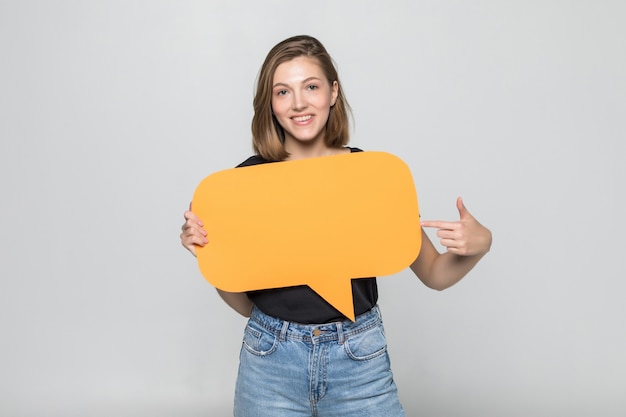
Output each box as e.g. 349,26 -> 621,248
233,305 -> 405,417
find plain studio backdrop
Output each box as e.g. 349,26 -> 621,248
1,1 -> 624,416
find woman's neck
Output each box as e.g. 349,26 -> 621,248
284,141 -> 347,161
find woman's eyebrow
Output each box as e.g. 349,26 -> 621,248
301,76 -> 322,84
272,76 -> 322,89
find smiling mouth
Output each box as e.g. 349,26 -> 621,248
292,115 -> 312,122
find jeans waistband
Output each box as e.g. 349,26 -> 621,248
248,305 -> 382,344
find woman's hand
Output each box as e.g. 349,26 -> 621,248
420,197 -> 492,257
180,204 -> 208,257
410,197 -> 492,290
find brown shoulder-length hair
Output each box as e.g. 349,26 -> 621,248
251,35 -> 352,162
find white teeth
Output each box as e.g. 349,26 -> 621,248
293,115 -> 312,122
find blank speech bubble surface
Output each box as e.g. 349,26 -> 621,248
192,151 -> 421,321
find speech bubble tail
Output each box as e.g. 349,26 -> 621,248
308,279 -> 356,322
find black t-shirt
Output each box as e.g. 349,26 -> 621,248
236,147 -> 378,323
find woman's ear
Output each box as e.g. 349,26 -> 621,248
331,80 -> 339,106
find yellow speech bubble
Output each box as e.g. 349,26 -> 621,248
192,151 -> 421,321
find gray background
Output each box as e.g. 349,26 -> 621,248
1,1 -> 625,416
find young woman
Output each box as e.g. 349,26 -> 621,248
180,35 -> 492,417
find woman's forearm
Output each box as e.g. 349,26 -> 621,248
216,289 -> 254,317
411,250 -> 486,291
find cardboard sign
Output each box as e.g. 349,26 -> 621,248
192,151 -> 421,320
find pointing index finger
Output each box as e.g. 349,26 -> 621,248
421,220 -> 456,230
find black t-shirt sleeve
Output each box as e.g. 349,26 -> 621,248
236,155 -> 272,167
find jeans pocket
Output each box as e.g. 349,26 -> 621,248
242,323 -> 278,356
344,323 -> 388,361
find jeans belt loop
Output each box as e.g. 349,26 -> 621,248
336,321 -> 345,345
279,320 -> 289,342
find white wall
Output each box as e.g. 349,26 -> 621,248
1,1 -> 624,416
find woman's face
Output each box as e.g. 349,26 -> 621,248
271,56 -> 338,149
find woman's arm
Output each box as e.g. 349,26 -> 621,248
410,197 -> 492,290
181,208 -> 253,317
216,289 -> 254,317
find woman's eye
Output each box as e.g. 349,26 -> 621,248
276,90 -> 287,96
307,84 -> 318,91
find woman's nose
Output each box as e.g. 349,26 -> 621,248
291,92 -> 307,111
